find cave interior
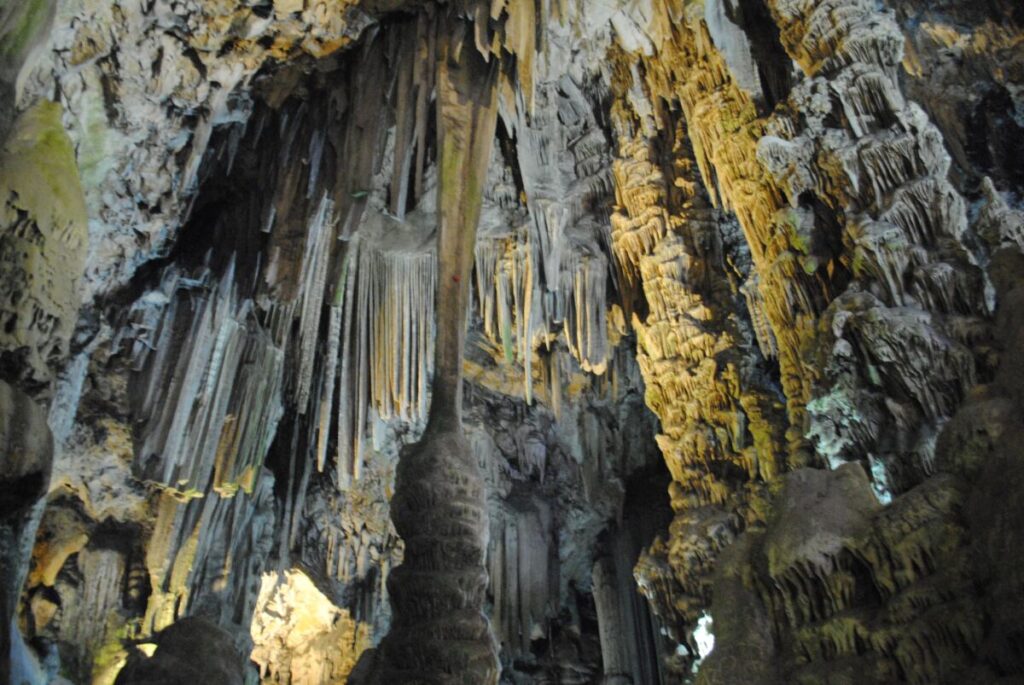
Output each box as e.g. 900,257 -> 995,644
1,0 -> 1024,684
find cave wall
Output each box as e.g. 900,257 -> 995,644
0,0 -> 1022,683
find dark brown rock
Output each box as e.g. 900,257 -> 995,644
114,617 -> 245,685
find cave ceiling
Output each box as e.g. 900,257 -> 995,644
1,0 -> 1023,683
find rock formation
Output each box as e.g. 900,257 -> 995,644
1,0 -> 1022,684
355,10 -> 501,684
114,617 -> 246,685
0,381 -> 54,683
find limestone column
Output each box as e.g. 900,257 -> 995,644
369,12 -> 501,685
0,96 -> 86,682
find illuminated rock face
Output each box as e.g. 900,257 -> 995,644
1,0 -> 1023,684
251,570 -> 372,684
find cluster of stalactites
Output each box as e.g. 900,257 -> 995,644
457,0 -> 572,113
754,0 -> 987,489
605,42 -> 802,676
143,468 -> 276,637
747,467 -> 985,684
487,497 -> 557,657
628,3 -> 818,461
324,518 -> 394,596
474,230 -> 542,400
130,258 -> 285,498
618,0 -> 987,491
469,66 -> 618,398
473,225 -> 614,402
119,252 -> 282,658
284,0 -> 585,494
609,119 -> 782,508
331,233 -> 437,488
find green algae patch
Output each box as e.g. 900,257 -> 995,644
2,101 -> 86,221
0,0 -> 55,66
0,99 -> 88,387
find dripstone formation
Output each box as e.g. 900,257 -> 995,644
1,0 -> 1022,684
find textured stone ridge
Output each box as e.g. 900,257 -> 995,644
0,380 -> 53,684
0,101 -> 87,395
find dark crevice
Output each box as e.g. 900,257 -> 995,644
731,0 -> 795,112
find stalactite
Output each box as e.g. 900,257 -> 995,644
62,549 -> 126,665
561,245 -> 610,375
335,224 -> 437,486
741,273 -> 779,359
336,240 -> 360,491
316,304 -> 343,473
296,195 -> 337,414
131,261 -> 285,497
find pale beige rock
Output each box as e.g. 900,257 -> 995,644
251,570 -> 372,684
